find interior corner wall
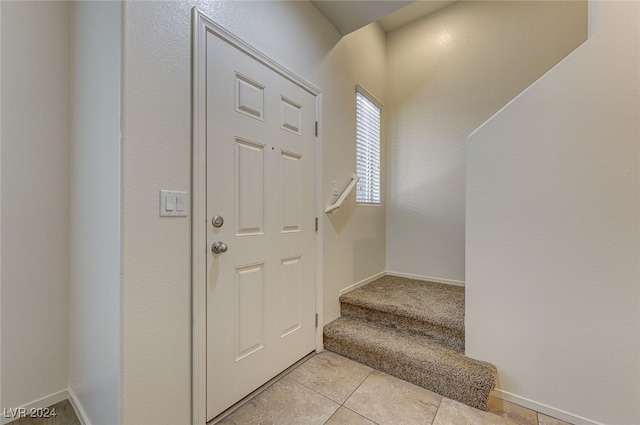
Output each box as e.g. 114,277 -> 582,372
385,1 -> 588,283
466,2 -> 639,424
120,2 -> 385,424
320,22 -> 387,323
69,2 -> 122,425
0,0 -> 71,412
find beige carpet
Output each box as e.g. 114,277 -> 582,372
340,275 -> 465,352
324,275 -> 497,411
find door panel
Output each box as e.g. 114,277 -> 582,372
281,151 -> 302,232
234,138 -> 265,236
205,31 -> 317,421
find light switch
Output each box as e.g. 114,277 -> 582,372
160,190 -> 188,217
165,195 -> 175,211
176,194 -> 184,212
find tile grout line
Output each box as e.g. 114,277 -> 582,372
322,407 -> 340,425
214,352 -> 316,424
342,406 -> 381,425
336,368 -> 379,425
285,375 -> 343,407
216,350 -> 575,425
341,368 -> 374,406
430,396 -> 443,425
291,361 -> 376,425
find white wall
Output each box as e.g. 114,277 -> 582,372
0,0 -> 71,413
466,2 -> 639,424
69,2 -> 122,425
0,1 -> 3,414
120,2 -> 386,424
385,1 -> 587,283
320,23 -> 387,322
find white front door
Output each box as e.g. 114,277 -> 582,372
205,31 -> 317,421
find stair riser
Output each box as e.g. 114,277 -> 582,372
324,334 -> 494,411
341,303 -> 465,353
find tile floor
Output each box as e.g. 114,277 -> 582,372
215,351 -> 572,425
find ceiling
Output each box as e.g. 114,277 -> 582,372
310,1 -> 456,35
378,1 -> 456,32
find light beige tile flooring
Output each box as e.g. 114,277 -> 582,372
216,351 -> 572,425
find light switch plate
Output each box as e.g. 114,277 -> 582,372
160,190 -> 188,217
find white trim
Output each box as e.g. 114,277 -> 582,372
191,8 -> 322,424
355,83 -> 383,110
338,271 -> 463,297
339,271 -> 386,296
315,93 -> 324,351
385,271 -> 465,287
67,388 -> 90,425
0,388 -> 92,425
191,8 -> 208,425
492,389 -> 606,425
0,1 -> 3,416
197,10 -> 320,96
1,390 -> 68,425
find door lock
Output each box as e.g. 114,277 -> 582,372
212,215 -> 224,228
211,241 -> 228,254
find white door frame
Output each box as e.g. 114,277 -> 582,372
191,8 -> 323,424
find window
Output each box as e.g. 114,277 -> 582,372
356,86 -> 382,204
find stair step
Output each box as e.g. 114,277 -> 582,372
323,316 -> 496,411
340,275 -> 465,352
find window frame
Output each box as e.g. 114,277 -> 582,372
355,84 -> 383,206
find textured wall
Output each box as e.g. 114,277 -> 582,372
0,2 -> 3,413
385,1 -> 588,283
120,2 -> 386,423
69,2 -> 122,424
0,0 -> 71,412
320,23 -> 387,323
466,2 -> 640,424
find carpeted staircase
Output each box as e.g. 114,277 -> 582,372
323,275 -> 497,411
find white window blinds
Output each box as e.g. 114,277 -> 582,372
356,87 -> 381,204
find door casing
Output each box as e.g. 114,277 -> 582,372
190,8 -> 324,425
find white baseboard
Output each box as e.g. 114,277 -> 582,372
1,388 -> 92,425
338,270 -> 464,298
1,389 -> 68,425
492,389 -> 606,425
385,270 -> 465,287
67,387 -> 91,425
338,271 -> 386,296
334,271 -> 607,425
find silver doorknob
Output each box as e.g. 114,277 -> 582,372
211,241 -> 228,254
